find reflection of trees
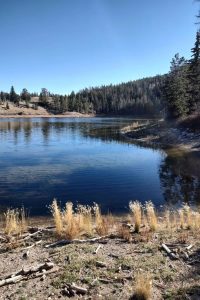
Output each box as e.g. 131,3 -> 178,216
159,152 -> 200,206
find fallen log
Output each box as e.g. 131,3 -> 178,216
0,275 -> 23,287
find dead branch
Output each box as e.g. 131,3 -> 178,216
45,235 -> 112,248
0,262 -> 56,287
95,261 -> 107,268
69,283 -> 88,295
93,245 -> 102,254
161,243 -> 179,260
21,240 -> 42,250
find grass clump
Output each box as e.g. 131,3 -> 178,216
50,199 -> 63,236
94,203 -> 111,236
129,201 -> 142,233
146,201 -> 157,232
4,207 -> 27,235
50,200 -> 113,240
131,273 -> 152,300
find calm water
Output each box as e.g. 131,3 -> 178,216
0,117 -> 199,215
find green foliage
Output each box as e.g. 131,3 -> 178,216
21,88 -> 31,102
9,85 -> 18,104
164,54 -> 189,118
164,31 -> 200,118
188,31 -> 200,113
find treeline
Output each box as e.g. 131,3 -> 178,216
0,76 -> 165,116
164,31 -> 200,118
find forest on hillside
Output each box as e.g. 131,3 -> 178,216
1,6 -> 200,119
0,76 -> 165,116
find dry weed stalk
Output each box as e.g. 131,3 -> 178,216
77,204 -> 93,235
129,201 -> 142,233
184,204 -> 192,229
50,199 -> 63,236
178,208 -> 185,229
94,204 -> 110,236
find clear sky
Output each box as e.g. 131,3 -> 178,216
0,0 -> 199,94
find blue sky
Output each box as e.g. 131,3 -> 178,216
0,0 -> 199,94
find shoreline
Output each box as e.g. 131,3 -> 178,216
1,203 -> 200,300
121,120 -> 200,153
0,113 -> 96,119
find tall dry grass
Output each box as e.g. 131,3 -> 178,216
129,201 -> 142,233
50,200 -> 113,239
4,208 -> 27,235
132,273 -> 152,300
50,200 -> 200,241
146,201 -> 157,232
94,203 -> 111,236
50,199 -> 63,236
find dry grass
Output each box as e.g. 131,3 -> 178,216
118,224 -> 132,242
77,204 -> 93,235
129,201 -> 142,233
146,201 -> 157,232
131,273 -> 152,300
50,201 -> 114,239
50,199 -> 63,236
4,208 -> 27,235
49,200 -> 200,241
94,204 -> 111,236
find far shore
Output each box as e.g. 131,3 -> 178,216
0,113 -> 95,118
121,118 -> 200,153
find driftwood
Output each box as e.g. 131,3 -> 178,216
45,235 -> 112,248
95,261 -> 107,268
21,240 -> 42,250
69,283 -> 88,294
0,262 -> 57,287
161,243 -> 179,260
186,244 -> 193,251
19,230 -> 42,242
93,245 -> 102,254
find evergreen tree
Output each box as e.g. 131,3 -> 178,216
164,54 -> 189,118
39,88 -> 49,106
9,86 -> 18,103
188,31 -> 200,113
21,88 -> 31,102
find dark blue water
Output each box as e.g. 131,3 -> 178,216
0,117 -> 199,215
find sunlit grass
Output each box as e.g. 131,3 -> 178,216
131,273 -> 152,300
45,200 -> 200,241
4,207 -> 27,235
129,201 -> 142,233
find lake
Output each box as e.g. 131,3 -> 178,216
0,117 -> 199,216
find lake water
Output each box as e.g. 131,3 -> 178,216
0,117 -> 199,216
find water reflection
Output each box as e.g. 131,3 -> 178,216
0,118 -> 199,215
159,151 -> 200,207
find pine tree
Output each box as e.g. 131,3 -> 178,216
9,86 -> 18,103
188,31 -> 200,113
39,88 -> 49,106
164,54 -> 189,118
21,88 -> 31,102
